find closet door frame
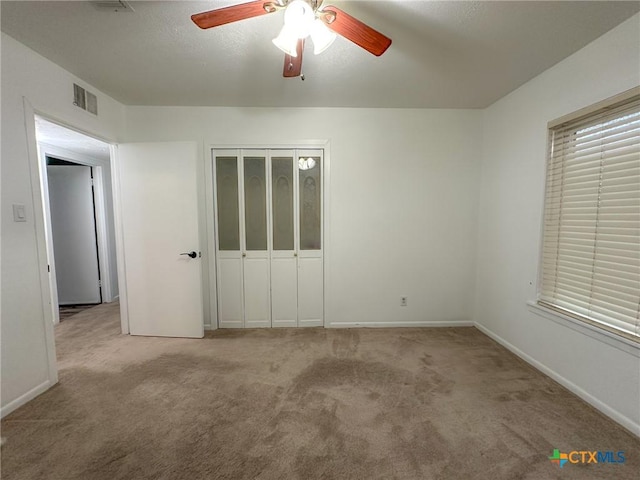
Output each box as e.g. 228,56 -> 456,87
208,142 -> 331,329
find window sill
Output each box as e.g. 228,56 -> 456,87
526,301 -> 640,358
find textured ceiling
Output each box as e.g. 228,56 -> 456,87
2,1 -> 639,108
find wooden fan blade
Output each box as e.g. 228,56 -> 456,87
283,39 -> 304,77
191,1 -> 275,29
321,6 -> 391,56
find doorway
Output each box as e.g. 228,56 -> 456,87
35,116 -> 118,324
212,148 -> 324,328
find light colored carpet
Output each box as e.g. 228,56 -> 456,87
58,304 -> 98,321
1,302 -> 638,479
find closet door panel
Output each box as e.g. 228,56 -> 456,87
243,155 -> 268,251
243,258 -> 270,327
242,153 -> 271,327
297,151 -> 323,327
216,156 -> 241,251
270,154 -> 298,327
271,258 -> 297,327
272,155 -> 295,251
218,258 -> 244,328
297,257 -> 323,327
214,152 -> 244,327
298,154 -> 321,251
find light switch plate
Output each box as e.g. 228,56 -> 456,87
13,204 -> 27,222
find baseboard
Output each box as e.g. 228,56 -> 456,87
474,322 -> 640,437
1,380 -> 53,419
210,321 -> 474,329
272,321 -> 297,328
219,321 -> 243,328
328,320 -> 474,328
299,319 -> 323,327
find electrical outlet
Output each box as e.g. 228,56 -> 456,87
400,296 -> 407,307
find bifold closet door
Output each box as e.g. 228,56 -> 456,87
214,148 -> 323,328
215,151 -> 271,328
270,153 -> 298,327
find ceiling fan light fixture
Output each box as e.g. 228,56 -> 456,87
309,18 -> 336,55
298,157 -> 316,170
272,25 -> 299,56
283,0 -> 314,39
191,1 -> 392,78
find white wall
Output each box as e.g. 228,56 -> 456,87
124,107 -> 482,329
474,13 -> 640,434
0,33 -> 125,416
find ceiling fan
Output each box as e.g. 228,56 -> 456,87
191,0 -> 392,78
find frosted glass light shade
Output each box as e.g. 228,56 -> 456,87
284,0 -> 314,39
309,19 -> 336,55
272,25 -> 299,57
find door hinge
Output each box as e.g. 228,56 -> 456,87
47,264 -> 50,272
98,279 -> 102,287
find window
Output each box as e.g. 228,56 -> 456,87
540,92 -> 640,342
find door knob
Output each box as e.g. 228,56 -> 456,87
180,251 -> 197,259
294,252 -> 298,257
242,252 -> 247,257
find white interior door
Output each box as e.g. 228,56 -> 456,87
117,142 -> 203,338
47,164 -> 101,305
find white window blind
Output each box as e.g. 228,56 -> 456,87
540,94 -> 640,342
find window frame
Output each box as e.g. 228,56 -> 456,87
536,86 -> 640,345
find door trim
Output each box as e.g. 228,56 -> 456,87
206,142 -> 331,329
23,99 -> 58,389
23,99 -> 118,394
19,99 -> 122,418
111,144 -> 130,334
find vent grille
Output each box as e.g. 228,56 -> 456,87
86,91 -> 98,115
73,84 -> 98,116
90,1 -> 134,12
73,84 -> 86,110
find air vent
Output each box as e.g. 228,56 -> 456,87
86,92 -> 98,115
73,84 -> 98,116
90,1 -> 134,12
73,84 -> 86,110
